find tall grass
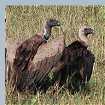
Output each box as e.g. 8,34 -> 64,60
6,5 -> 105,105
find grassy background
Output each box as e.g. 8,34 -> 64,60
6,5 -> 105,105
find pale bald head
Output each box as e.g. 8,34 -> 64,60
46,18 -> 61,27
79,26 -> 95,47
42,18 -> 61,40
79,26 -> 94,36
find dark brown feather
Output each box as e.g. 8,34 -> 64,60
53,40 -> 95,92
12,34 -> 46,91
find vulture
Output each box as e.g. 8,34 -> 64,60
10,19 -> 61,92
53,26 -> 95,92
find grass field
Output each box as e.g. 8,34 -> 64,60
6,5 -> 105,105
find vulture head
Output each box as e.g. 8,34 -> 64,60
43,19 -> 61,40
46,18 -> 61,27
79,26 -> 95,47
79,26 -> 95,37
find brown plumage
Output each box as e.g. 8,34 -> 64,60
11,19 -> 61,92
53,26 -> 95,92
25,35 -> 64,92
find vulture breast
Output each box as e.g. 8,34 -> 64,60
29,35 -> 65,73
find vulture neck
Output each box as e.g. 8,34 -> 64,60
78,31 -> 88,47
43,24 -> 51,38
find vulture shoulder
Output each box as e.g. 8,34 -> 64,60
67,41 -> 87,50
61,41 -> 88,64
